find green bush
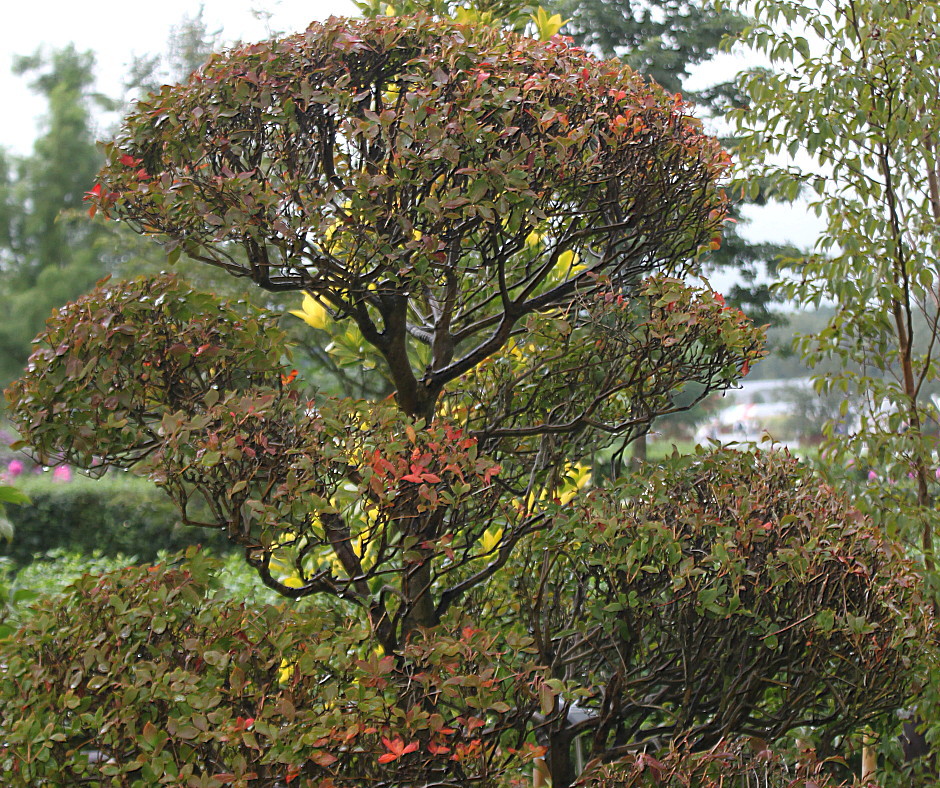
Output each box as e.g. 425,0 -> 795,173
0,474 -> 230,564
11,548 -> 280,607
0,551 -> 546,787
0,549 -> 285,639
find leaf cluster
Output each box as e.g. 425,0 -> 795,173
514,448 -> 927,760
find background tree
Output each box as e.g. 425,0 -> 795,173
554,0 -> 788,323
0,46 -> 111,386
730,0 -> 940,780
6,14 -> 928,786
0,18 -> 228,391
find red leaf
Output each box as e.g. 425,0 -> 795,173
379,737 -> 418,763
482,464 -> 501,484
312,752 -> 338,767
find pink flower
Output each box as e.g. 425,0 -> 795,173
6,459 -> 23,478
867,470 -> 878,481
52,465 -> 72,482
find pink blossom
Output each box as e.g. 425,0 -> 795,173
6,459 -> 23,478
52,465 -> 72,482
867,470 -> 878,481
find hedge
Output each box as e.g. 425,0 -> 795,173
1,473 -> 230,564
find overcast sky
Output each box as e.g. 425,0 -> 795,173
1,0 -> 356,155
0,0 -> 820,251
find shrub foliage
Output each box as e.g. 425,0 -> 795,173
3,13 -> 928,787
0,552 -> 544,786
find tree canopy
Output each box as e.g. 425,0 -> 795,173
4,14 -> 928,787
0,47 -> 109,385
92,15 -> 732,419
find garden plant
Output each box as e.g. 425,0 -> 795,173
2,13 -> 930,786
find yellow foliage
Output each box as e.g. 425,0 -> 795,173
556,249 -> 584,273
531,7 -> 567,41
480,526 -> 503,555
524,462 -> 592,510
455,6 -> 496,26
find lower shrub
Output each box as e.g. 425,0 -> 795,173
0,550 -> 545,787
0,549 -> 887,787
576,744 -> 878,786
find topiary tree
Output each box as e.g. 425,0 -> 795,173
4,14 -> 928,787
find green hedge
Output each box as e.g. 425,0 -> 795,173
1,474 -> 230,564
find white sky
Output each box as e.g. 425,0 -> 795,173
0,0 -> 820,253
1,0 -> 356,156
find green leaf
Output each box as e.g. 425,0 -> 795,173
0,486 -> 30,506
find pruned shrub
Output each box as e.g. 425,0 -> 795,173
515,448 -> 928,769
0,550 -> 546,787
576,741 -> 879,787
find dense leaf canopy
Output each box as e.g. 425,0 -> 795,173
92,15 -> 730,420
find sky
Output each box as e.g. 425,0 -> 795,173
0,0 -> 820,252
1,0 -> 356,156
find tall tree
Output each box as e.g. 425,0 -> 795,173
0,46 -> 109,385
555,0 -> 742,96
6,15 -> 926,786
554,0 -> 786,324
731,0 -> 940,779
124,5 -> 222,99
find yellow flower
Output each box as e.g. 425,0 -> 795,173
289,292 -> 329,330
480,527 -> 503,555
